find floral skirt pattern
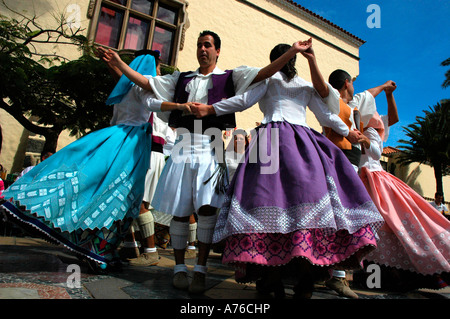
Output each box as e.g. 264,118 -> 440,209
214,122 -> 383,270
223,226 -> 377,269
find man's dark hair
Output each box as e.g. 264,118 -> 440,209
328,69 -> 352,90
199,30 -> 221,50
270,44 -> 297,81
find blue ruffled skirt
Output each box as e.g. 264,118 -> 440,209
2,123 -> 152,265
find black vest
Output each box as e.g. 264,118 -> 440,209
168,70 -> 237,133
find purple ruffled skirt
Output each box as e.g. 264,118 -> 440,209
213,122 -> 383,272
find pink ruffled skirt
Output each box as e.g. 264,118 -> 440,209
360,167 -> 450,275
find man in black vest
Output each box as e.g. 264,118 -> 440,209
102,31 -> 310,293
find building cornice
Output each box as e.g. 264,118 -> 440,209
276,0 -> 365,46
237,0 -> 362,60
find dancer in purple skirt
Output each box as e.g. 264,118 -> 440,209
191,43 -> 384,298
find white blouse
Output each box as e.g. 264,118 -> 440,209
213,72 -> 349,136
359,115 -> 390,172
110,76 -> 170,140
225,151 -> 245,180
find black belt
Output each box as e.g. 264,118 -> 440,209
342,145 -> 362,167
151,141 -> 164,153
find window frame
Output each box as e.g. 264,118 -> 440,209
87,0 -> 188,66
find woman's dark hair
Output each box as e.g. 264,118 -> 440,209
270,44 -> 296,81
135,49 -> 161,65
233,129 -> 249,149
328,69 -> 352,90
233,129 -> 248,137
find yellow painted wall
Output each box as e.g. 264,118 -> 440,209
388,156 -> 450,204
0,0 -> 89,62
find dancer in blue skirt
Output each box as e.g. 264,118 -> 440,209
1,51 -> 192,270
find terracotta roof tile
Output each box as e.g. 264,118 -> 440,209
383,146 -> 401,155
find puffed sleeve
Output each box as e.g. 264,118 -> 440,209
232,65 -> 261,94
134,84 -> 163,112
364,127 -> 382,161
349,90 -> 376,126
321,83 -> 341,115
146,72 -> 181,102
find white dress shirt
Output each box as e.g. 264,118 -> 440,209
359,127 -> 384,171
147,66 -> 260,104
110,77 -> 172,141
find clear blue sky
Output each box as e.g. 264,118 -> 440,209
294,0 -> 450,147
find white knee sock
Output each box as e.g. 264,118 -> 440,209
188,222 -> 197,244
197,214 -> 218,244
137,211 -> 154,238
170,219 -> 189,250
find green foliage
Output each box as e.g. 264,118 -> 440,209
48,55 -> 115,136
0,9 -> 179,149
442,57 -> 450,89
0,12 -> 115,149
397,100 -> 450,165
161,64 -> 179,76
396,100 -> 450,193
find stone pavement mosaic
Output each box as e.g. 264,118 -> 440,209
0,236 -> 449,301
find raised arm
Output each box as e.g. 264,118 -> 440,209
251,40 -> 312,84
384,81 -> 399,126
95,47 -> 123,82
98,47 -> 153,92
300,38 -> 329,98
367,80 -> 396,98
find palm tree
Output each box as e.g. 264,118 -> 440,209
395,100 -> 450,195
442,57 -> 450,89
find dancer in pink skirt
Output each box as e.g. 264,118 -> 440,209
359,84 -> 450,289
